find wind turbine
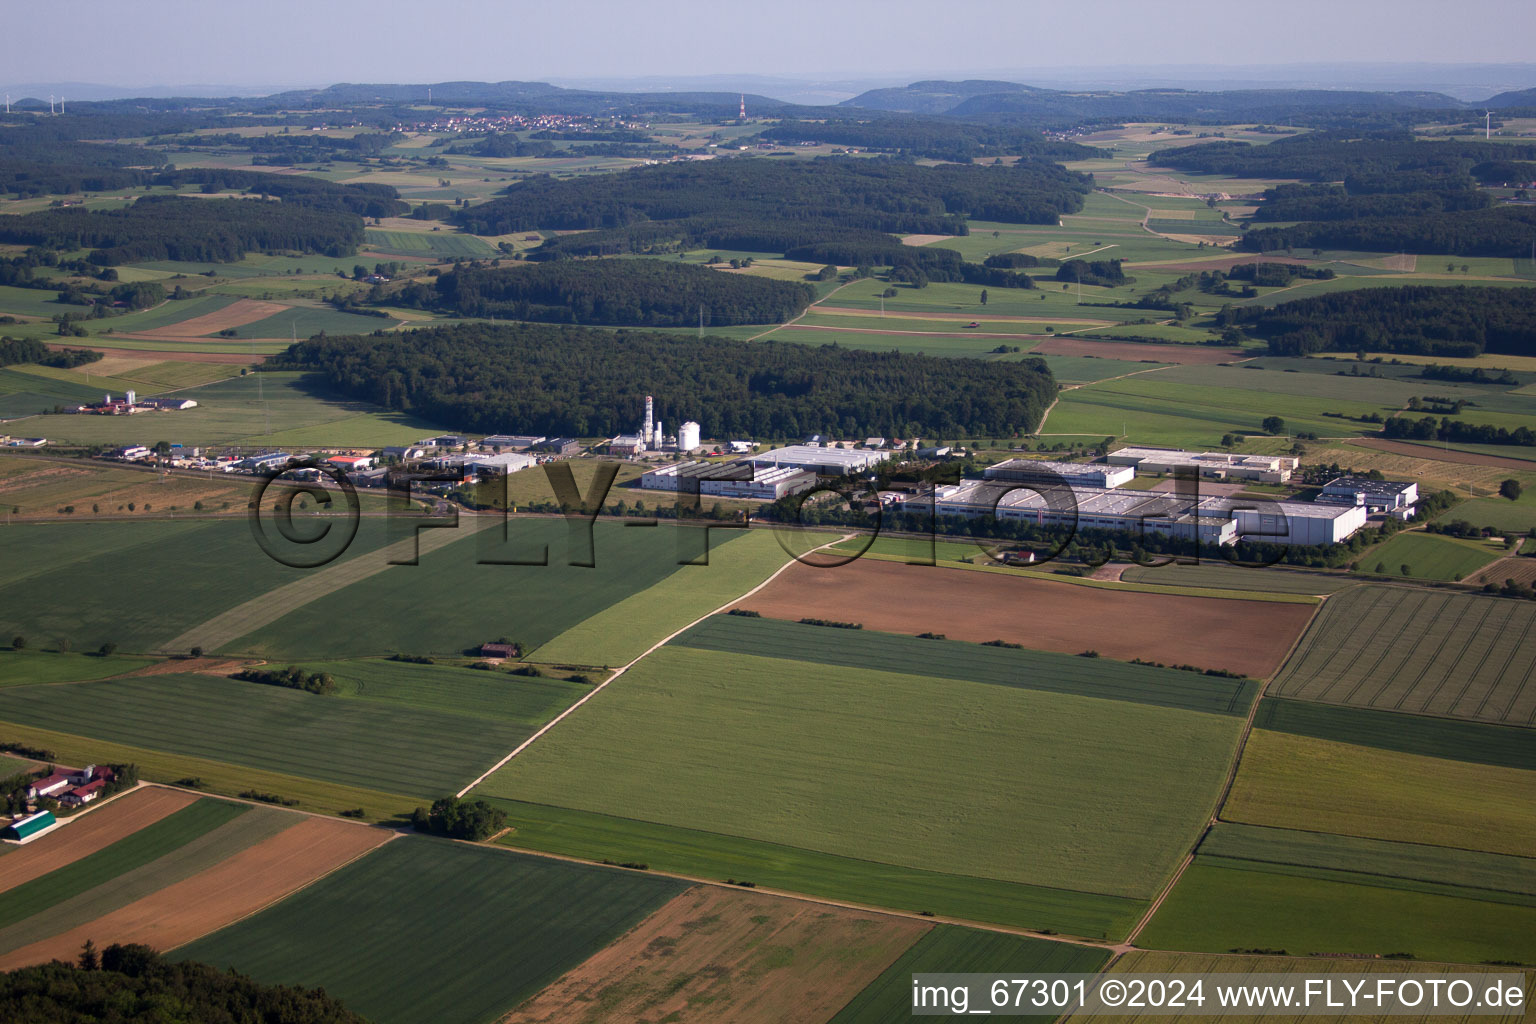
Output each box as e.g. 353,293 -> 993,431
3,95 -> 9,115
1485,110 -> 1492,140
49,94 -> 55,115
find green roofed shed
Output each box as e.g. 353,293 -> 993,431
3,809 -> 56,841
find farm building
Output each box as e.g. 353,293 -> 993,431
3,437 -> 46,447
1317,476 -> 1419,513
27,770 -> 75,801
639,460 -> 816,500
2,810 -> 56,843
748,444 -> 889,476
1106,447 -> 1299,484
60,778 -> 107,807
479,642 -> 519,659
138,397 -> 198,411
983,458 -> 1135,489
481,434 -> 545,450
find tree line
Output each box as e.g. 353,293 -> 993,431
1238,205 -> 1536,258
1237,285 -> 1536,358
756,117 -> 1102,162
0,194 -> 365,265
1150,133 -> 1536,181
398,259 -> 815,326
275,321 -> 1059,438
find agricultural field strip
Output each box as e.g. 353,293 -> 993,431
674,615 -> 1257,716
453,529 -> 832,796
489,797 -> 1145,939
1118,562 -> 1360,595
0,788 -> 197,891
158,512 -> 495,654
0,673 -> 533,797
0,816 -> 393,973
174,838 -> 689,1024
0,802 -> 298,954
1254,697 -> 1536,770
480,644 -> 1244,900
0,799 -> 249,925
1268,587 -> 1536,727
830,925 -> 1110,1024
1200,822 -> 1536,899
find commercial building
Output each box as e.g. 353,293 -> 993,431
748,444 -> 889,476
481,435 -> 545,450
639,460 -> 817,501
1318,476 -> 1419,513
605,434 -> 647,457
531,437 -> 582,456
1106,447 -> 1299,484
238,452 -> 293,472
910,477 -> 1368,547
983,458 -> 1136,489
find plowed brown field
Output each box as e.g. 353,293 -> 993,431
502,885 -> 926,1024
0,787 -> 197,893
119,299 -> 289,340
0,815 -> 391,968
742,559 -> 1315,678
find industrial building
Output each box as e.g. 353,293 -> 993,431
983,458 -> 1136,489
748,444 -> 890,476
481,434 -> 545,450
1106,447 -> 1299,483
639,460 -> 816,500
531,437 -> 582,455
909,477 -> 1368,546
432,452 -> 536,476
1318,476 -> 1419,515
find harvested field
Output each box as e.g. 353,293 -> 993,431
115,299 -> 290,340
1466,557 -> 1536,589
811,306 -> 1111,325
0,787 -> 196,892
0,815 -> 391,969
1031,336 -> 1245,364
1350,437 -> 1536,472
502,885 -> 927,1024
899,233 -> 955,246
1269,586 -> 1536,727
1128,255 -> 1312,273
742,559 -> 1314,678
70,354 -> 156,377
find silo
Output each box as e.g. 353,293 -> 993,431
679,421 -> 701,452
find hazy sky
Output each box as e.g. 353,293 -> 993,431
9,0 -> 1536,88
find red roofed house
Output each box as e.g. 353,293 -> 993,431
60,779 -> 108,807
27,771 -> 73,801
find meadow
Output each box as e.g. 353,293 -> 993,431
176,838 -> 687,1024
1268,586 -> 1536,727
829,926 -> 1109,1024
1357,531 -> 1502,581
363,228 -> 499,258
0,672 -> 543,797
479,643 -> 1244,901
0,649 -> 154,687
312,657 -> 591,724
1137,860 -> 1536,966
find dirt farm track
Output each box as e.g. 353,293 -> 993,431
743,559 -> 1317,679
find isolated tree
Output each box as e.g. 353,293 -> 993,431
99,642 -> 117,656
77,940 -> 99,971
980,289 -> 989,306
1221,433 -> 1237,448
1400,564 -> 1411,576
10,636 -> 23,651
190,646 -> 203,658
1500,478 -> 1522,501
1262,416 -> 1286,435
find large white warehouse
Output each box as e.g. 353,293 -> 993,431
640,460 -> 817,500
749,444 -> 889,476
1106,447 -> 1300,484
983,458 -> 1136,489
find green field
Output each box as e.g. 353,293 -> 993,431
487,798 -> 1143,938
1200,822 -> 1536,899
1437,495 -> 1536,534
230,520 -> 734,661
829,926 -> 1109,1023
674,615 -> 1259,715
1268,586 -> 1536,727
1120,562 -> 1359,595
0,517 -> 398,655
22,371 -> 444,447
175,838 -> 687,1024
1138,860 -> 1536,966
1225,727 -> 1536,858
229,305 -> 403,340
479,642 -> 1245,902
1359,531 -> 1502,581
363,228 -> 499,258
1252,698 -> 1535,770
1105,951 -> 1532,1024
530,527 -> 791,667
0,650 -> 156,687
0,798 -> 248,931
0,800 -> 300,956
0,673 -> 547,797
313,657 -> 591,724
